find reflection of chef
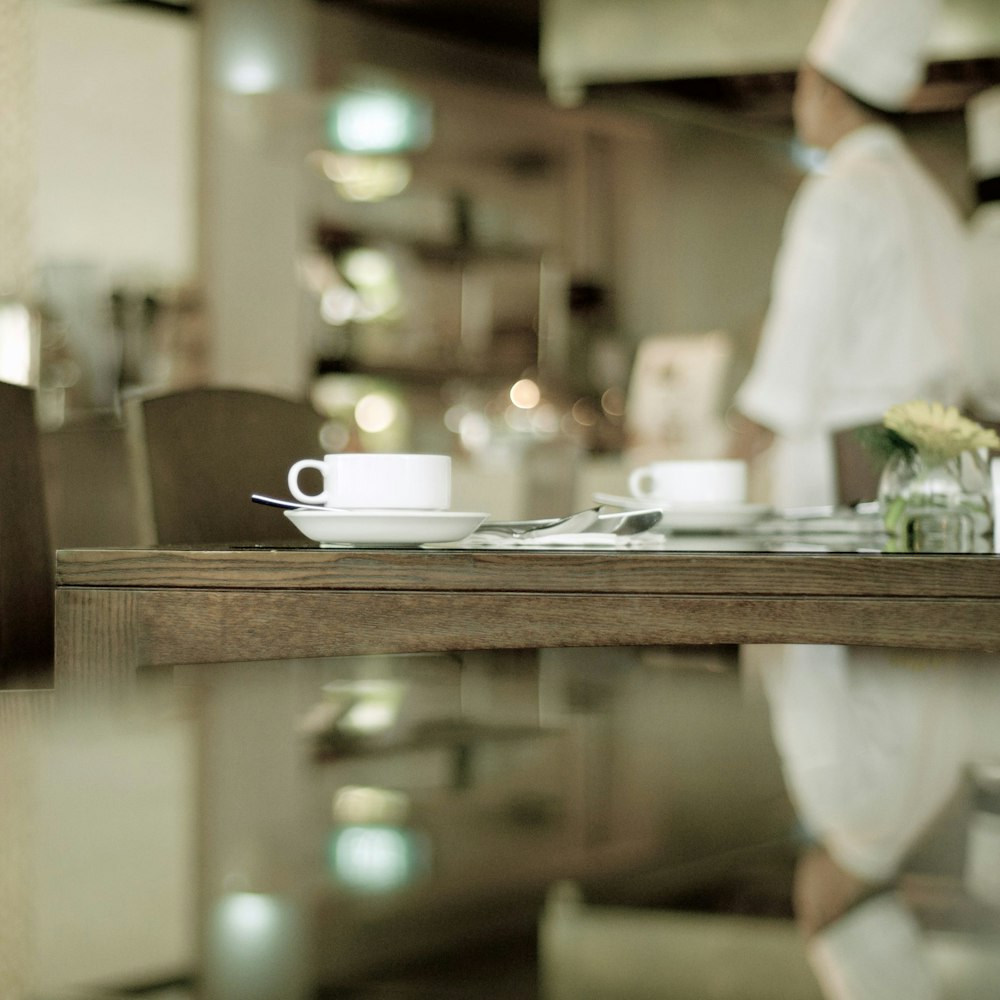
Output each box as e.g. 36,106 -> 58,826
729,1 -> 977,999
964,85 -> 1000,425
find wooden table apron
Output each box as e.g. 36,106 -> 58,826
54,546 -> 1000,691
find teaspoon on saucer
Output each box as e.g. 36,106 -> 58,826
251,493 -> 342,512
476,508 -> 601,537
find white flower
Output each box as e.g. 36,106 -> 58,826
883,400 -> 1000,462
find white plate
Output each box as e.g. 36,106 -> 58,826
285,509 -> 488,546
593,493 -> 772,533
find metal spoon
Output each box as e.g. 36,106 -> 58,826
255,495 -> 661,537
251,493 -> 340,512
476,508 -> 601,537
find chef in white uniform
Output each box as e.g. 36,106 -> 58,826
961,84 -> 1000,918
730,1 -> 976,998
733,0 -> 965,497
964,85 -> 1000,424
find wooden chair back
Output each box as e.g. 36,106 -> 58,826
40,413 -> 143,549
833,427 -> 883,507
125,386 -> 327,544
0,381 -> 54,685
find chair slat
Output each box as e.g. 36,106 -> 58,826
0,381 -> 54,684
125,387 -> 327,545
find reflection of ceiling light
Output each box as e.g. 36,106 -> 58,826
334,786 -> 410,825
355,392 -> 399,434
312,374 -> 369,414
504,405 -> 533,432
310,151 -> 413,202
320,286 -> 359,326
601,387 -> 626,417
458,410 -> 491,451
328,825 -> 427,894
571,398 -> 598,427
345,696 -> 397,732
307,376 -> 409,450
321,679 -> 405,734
319,420 -> 351,453
342,248 -> 393,287
338,96 -> 408,150
509,378 -> 541,409
311,248 -> 401,324
532,403 -> 560,434
225,55 -> 277,94
327,89 -> 433,154
217,892 -> 281,940
444,404 -> 467,434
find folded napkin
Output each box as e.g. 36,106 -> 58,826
432,531 -> 668,549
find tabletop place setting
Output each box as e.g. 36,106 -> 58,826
251,451 -> 673,548
252,445 -> 995,552
592,458 -> 905,551
267,452 -> 488,546
593,458 -> 770,534
250,452 -> 904,551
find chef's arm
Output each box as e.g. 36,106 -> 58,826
725,408 -> 774,462
730,178 -> 845,456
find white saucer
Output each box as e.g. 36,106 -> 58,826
285,508 -> 488,547
593,493 -> 772,533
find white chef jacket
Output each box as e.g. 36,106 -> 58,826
965,201 -> 1000,421
737,123 -> 966,509
735,123 -> 977,918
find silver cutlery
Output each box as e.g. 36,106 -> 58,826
477,506 -> 662,538
477,508 -> 601,537
592,507 -> 662,535
253,495 -> 662,538
251,493 -> 342,512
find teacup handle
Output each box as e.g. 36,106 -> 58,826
628,467 -> 654,498
288,459 -> 328,504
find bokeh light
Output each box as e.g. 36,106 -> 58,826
328,825 -> 425,894
224,55 -> 277,94
509,378 -> 540,410
354,392 -> 399,434
310,151 -> 413,202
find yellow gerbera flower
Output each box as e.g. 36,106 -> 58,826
883,400 -> 1000,462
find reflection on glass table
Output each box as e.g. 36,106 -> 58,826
15,644 -> 1000,1000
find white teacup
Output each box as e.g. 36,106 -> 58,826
628,459 -> 747,506
287,453 -> 452,510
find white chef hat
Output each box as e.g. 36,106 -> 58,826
806,0 -> 940,111
967,85 -> 1000,179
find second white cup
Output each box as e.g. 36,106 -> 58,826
628,459 -> 747,506
288,453 -> 452,510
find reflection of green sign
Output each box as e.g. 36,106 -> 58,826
327,90 -> 433,154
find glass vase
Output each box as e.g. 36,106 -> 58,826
878,449 -> 993,552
